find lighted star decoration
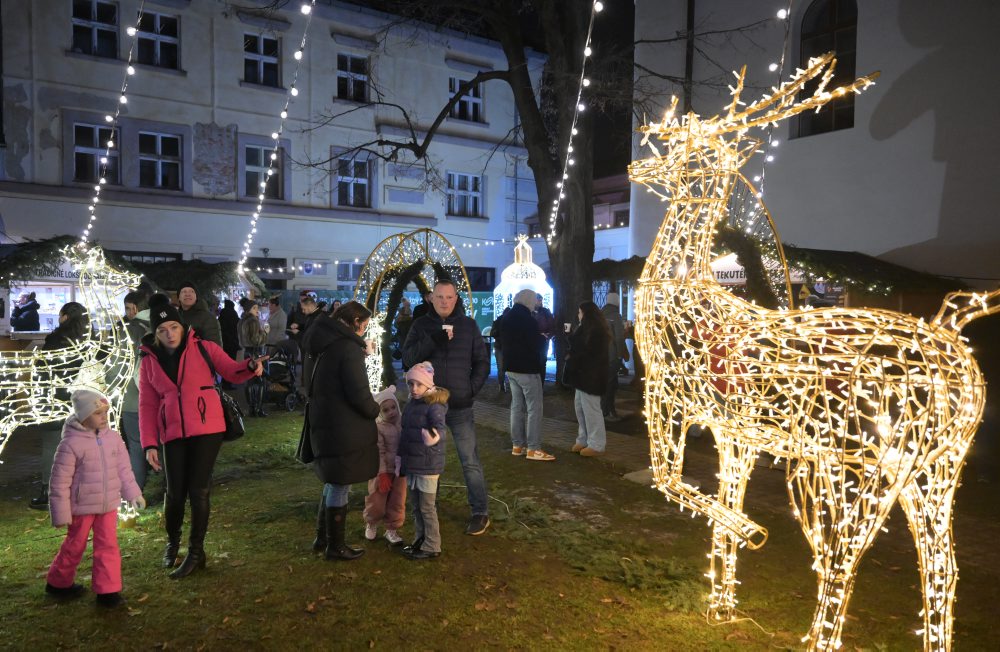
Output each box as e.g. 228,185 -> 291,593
493,235 -> 554,313
353,228 -> 473,391
631,53 -> 1000,651
0,245 -> 141,463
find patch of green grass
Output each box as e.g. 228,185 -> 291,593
1,409 -> 998,650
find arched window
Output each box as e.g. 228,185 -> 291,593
795,0 -> 858,137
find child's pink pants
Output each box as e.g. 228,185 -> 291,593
47,511 -> 122,594
363,476 -> 408,530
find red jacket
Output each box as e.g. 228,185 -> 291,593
138,329 -> 256,450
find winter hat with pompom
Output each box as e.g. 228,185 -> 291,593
404,361 -> 435,390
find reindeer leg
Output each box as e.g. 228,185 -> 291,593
898,457 -> 965,652
788,454 -> 893,651
706,429 -> 759,621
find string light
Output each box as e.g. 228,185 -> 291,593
237,1 -> 318,273
755,0 -> 795,200
546,0 -> 604,244
353,228 -> 474,391
80,2 -> 146,246
0,247 -> 142,463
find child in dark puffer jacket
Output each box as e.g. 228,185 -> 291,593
46,389 -> 144,608
398,361 -> 449,560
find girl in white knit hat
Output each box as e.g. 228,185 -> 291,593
362,387 -> 406,545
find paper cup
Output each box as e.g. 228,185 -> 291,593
442,325 -> 454,333
563,323 -> 571,333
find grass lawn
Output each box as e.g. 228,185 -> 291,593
1,410 -> 998,650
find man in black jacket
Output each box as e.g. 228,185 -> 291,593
402,279 -> 491,535
500,290 -> 553,461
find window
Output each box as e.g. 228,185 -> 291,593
336,54 -> 368,102
336,157 -> 372,208
73,123 -> 119,184
613,209 -> 630,228
136,12 -> 179,69
464,267 -> 496,292
244,33 -> 280,87
337,263 -> 364,283
245,145 -> 283,199
448,77 -> 484,123
138,132 -> 181,189
446,172 -> 483,217
71,0 -> 118,58
795,0 -> 858,137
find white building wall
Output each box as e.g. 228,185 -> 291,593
632,0 -> 1000,285
0,0 -> 545,288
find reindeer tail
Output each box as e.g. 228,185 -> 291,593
931,289 -> 1000,333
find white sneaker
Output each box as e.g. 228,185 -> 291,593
384,529 -> 403,545
364,523 -> 378,541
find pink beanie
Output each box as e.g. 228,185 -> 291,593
405,361 -> 435,389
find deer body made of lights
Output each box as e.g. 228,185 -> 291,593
631,54 -> 1000,651
0,246 -> 140,463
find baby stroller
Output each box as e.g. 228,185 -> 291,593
260,342 -> 304,412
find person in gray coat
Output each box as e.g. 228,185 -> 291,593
266,296 -> 287,346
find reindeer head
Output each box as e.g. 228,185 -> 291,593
629,53 -> 878,201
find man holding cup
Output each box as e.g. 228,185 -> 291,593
402,279 -> 491,536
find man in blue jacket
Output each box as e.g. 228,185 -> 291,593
402,279 -> 491,535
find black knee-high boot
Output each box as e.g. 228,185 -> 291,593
312,495 -> 326,552
170,489 -> 209,579
325,505 -> 364,561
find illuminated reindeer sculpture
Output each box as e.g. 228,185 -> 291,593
631,54 -> 1000,651
0,245 -> 140,463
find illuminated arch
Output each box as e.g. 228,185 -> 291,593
353,228 -> 473,390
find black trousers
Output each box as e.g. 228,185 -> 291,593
163,433 -> 224,548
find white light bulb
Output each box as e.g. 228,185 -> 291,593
280,110 -> 288,119
107,140 -> 114,148
771,140 -> 780,147
127,65 -> 135,76
290,87 -> 299,96
584,46 -> 592,57
769,63 -> 779,72
568,158 -> 576,166
567,146 -> 574,153
594,1 -> 604,12
578,103 -> 585,111
271,132 -> 279,140
294,50 -> 303,60
99,178 -> 107,185
301,3 -> 312,14
119,94 -> 127,104
127,26 -> 137,36
766,155 -> 775,162
572,128 -> 578,135
582,78 -> 591,87
270,153 -> 277,161
777,8 -> 788,19
105,115 -> 113,123
100,157 -> 108,164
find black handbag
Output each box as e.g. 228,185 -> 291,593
295,349 -> 326,464
196,342 -> 246,443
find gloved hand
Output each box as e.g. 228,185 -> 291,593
421,428 -> 441,446
131,495 -> 146,511
378,472 -> 393,494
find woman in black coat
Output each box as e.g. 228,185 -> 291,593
217,299 -> 240,361
563,301 -> 611,456
301,301 -> 380,561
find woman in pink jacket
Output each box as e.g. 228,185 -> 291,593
139,294 -> 265,579
47,389 -> 143,608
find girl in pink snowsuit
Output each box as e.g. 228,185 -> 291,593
46,389 -> 144,608
363,388 -> 406,545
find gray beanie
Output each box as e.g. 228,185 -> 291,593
72,389 -> 109,422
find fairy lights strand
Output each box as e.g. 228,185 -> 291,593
238,1 -> 318,273
80,1 -> 146,246
548,0 -> 604,244
752,2 -> 795,200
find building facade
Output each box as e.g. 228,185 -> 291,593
632,0 -> 1000,287
0,0 -> 544,292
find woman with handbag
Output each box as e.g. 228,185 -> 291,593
562,301 -> 611,457
301,301 -> 381,561
138,294 -> 266,579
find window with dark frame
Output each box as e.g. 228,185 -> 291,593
138,132 -> 181,190
244,33 -> 280,87
448,77 -> 484,123
245,145 -> 283,199
464,266 -> 496,292
336,157 -> 371,208
71,0 -> 118,59
446,171 -> 483,217
73,123 -> 120,184
336,54 -> 369,102
612,209 -> 630,228
795,0 -> 858,138
136,12 -> 179,69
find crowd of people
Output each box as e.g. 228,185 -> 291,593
33,277 -> 634,608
